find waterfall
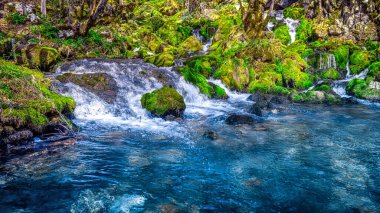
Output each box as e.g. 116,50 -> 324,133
332,68 -> 369,98
319,53 -> 337,70
284,18 -> 299,44
192,29 -> 213,52
267,11 -> 299,44
346,61 -> 351,77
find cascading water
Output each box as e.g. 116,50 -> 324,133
319,53 -> 337,70
332,68 -> 369,98
54,59 -> 250,131
267,11 -> 299,44
284,18 -> 299,44
192,29 -> 213,53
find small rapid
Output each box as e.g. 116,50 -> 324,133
54,59 -> 251,134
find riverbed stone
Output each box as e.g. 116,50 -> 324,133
225,114 -> 256,125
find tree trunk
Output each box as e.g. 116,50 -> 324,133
41,0 -> 47,17
78,0 -> 108,36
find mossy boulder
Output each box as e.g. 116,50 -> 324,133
56,73 -> 118,104
349,50 -> 375,74
18,44 -> 60,72
178,36 -> 203,55
274,25 -> 291,45
283,6 -> 304,20
0,60 -> 75,146
368,62 -> 380,81
144,52 -> 175,67
333,45 -> 350,71
296,19 -> 313,42
159,0 -> 179,16
346,79 -> 380,101
214,58 -> 250,91
0,38 -> 12,58
322,68 -> 341,80
141,87 -> 186,119
291,91 -> 341,104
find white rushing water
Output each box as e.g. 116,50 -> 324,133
55,59 -> 250,132
284,18 -> 299,44
332,68 -> 369,98
319,53 -> 337,70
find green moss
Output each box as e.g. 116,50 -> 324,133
144,52 -> 174,67
368,61 -> 380,80
349,50 -> 374,74
278,55 -> 312,89
333,45 -> 349,71
322,68 -> 341,80
178,36 -> 203,55
141,86 -> 186,117
291,91 -> 341,104
214,58 -> 250,91
0,59 -> 76,131
315,84 -> 332,92
346,78 -> 380,100
283,7 -> 304,20
213,85 -> 228,99
180,67 -> 214,97
274,25 -> 291,45
296,19 -> 313,42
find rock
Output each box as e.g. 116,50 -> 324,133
275,0 -> 298,10
27,13 -> 40,24
18,44 -> 60,72
56,73 -> 118,104
225,114 -> 256,125
2,130 -> 33,145
159,204 -> 180,213
141,87 -> 186,119
159,0 -> 179,16
144,52 -> 174,67
248,103 -> 263,117
203,130 -> 218,140
179,36 -> 203,53
369,81 -> 380,90
58,30 -> 74,38
328,25 -> 343,36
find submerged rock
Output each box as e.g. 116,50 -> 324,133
141,87 -> 186,119
56,73 -> 118,104
203,130 -> 218,140
225,114 -> 256,125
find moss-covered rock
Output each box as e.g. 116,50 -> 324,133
274,25 -> 291,45
214,58 -> 250,91
0,60 -> 76,145
333,45 -> 350,71
56,73 -> 118,104
291,91 -> 341,104
144,52 -> 175,67
141,86 -> 186,119
159,0 -> 179,16
346,78 -> 380,101
368,62 -> 380,81
349,50 -> 375,74
322,68 -> 341,80
283,6 -> 304,20
296,19 -> 313,42
178,36 -> 203,55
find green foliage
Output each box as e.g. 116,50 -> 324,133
274,25 -> 291,45
141,86 -> 186,117
31,21 -> 59,39
283,7 -> 304,19
368,61 -> 380,79
349,50 -> 374,74
333,45 -> 349,71
315,84 -> 332,92
181,67 -> 213,97
322,69 -> 341,80
346,78 -> 380,100
7,12 -> 27,25
296,19 -> 313,42
0,59 -> 75,130
87,29 -> 105,45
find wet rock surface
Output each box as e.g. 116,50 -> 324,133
57,73 -> 118,104
225,114 -> 256,125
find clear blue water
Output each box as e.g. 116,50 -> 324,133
0,103 -> 379,212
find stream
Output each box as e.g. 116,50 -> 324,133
0,59 -> 379,212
